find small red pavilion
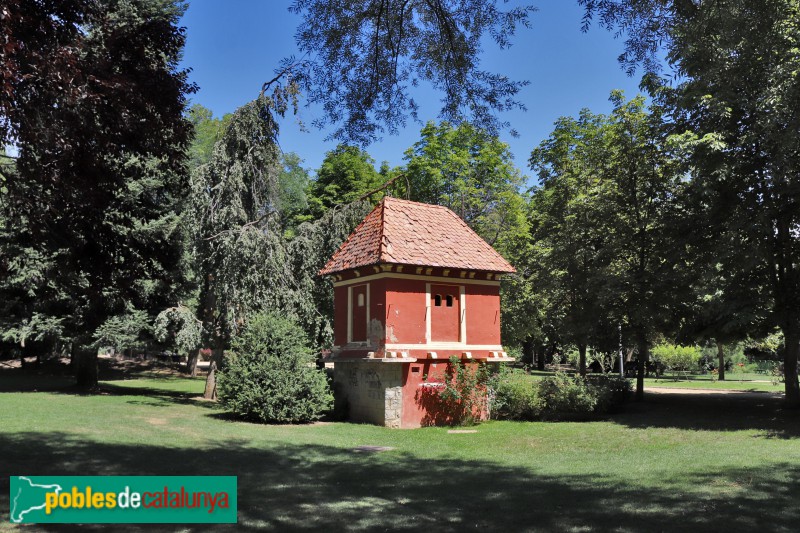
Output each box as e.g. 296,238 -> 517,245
319,197 -> 515,428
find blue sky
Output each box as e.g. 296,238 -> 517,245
179,1 -> 643,179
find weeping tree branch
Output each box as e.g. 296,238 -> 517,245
204,210 -> 279,242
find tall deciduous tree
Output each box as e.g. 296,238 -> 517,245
277,152 -> 311,234
583,0 -> 800,406
593,93 -> 685,399
0,0 -> 195,388
285,0 -> 535,144
187,104 -> 232,170
306,145 -> 386,219
403,121 -> 528,257
529,110 -> 609,376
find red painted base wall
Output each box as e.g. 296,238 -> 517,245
401,360 -> 491,428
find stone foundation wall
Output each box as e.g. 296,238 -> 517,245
333,362 -> 403,428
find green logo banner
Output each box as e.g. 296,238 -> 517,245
9,476 -> 237,524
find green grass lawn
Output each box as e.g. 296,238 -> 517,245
527,368 -> 786,392
2,365 -> 799,532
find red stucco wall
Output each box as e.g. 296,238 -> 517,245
384,278 -> 427,344
464,283 -> 501,345
333,284 -> 348,347
401,360 -> 491,428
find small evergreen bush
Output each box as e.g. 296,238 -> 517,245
217,312 -> 332,423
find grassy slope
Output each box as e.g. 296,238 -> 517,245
1,369 -> 799,532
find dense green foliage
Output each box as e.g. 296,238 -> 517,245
0,0 -> 195,387
403,121 -> 528,256
217,312 -> 332,423
528,110 -> 608,374
306,145 -> 386,218
491,368 -> 542,420
492,370 -> 632,421
189,96 -> 285,357
582,0 -> 800,406
188,98 -> 373,375
287,0 -> 535,144
434,357 -> 493,426
651,345 -> 701,376
277,152 -> 312,232
154,305 -> 202,374
526,92 -> 685,396
186,104 -> 232,169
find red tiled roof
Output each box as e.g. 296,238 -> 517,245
319,197 -> 516,275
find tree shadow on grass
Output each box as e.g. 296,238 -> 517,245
0,367 -> 213,410
1,431 -> 798,532
612,391 -> 800,439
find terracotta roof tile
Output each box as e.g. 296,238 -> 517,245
319,197 -> 516,275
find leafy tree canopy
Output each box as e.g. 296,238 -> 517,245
187,104 -> 232,169
402,121 -> 528,256
583,0 -> 800,404
528,109 -> 610,374
0,0 -> 195,387
307,145 -> 387,219
285,0 -> 536,144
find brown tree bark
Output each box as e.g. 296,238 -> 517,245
203,347 -> 224,400
635,329 -> 648,402
522,338 -> 534,366
537,345 -> 546,371
186,348 -> 199,378
716,341 -> 725,381
204,361 -> 217,400
782,325 -> 800,409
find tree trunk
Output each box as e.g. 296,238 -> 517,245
635,329 -> 648,402
578,343 -> 587,377
537,344 -> 545,371
522,337 -> 534,366
716,341 -> 725,381
187,348 -> 199,378
203,347 -> 224,400
74,348 -> 98,390
782,325 -> 800,409
204,361 -> 217,400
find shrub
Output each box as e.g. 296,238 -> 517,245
436,356 -> 492,426
492,370 -> 632,421
587,374 -> 633,412
537,373 -> 598,420
491,368 -> 542,420
651,344 -> 700,377
217,312 -> 332,423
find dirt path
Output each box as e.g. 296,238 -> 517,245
647,386 -> 783,399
